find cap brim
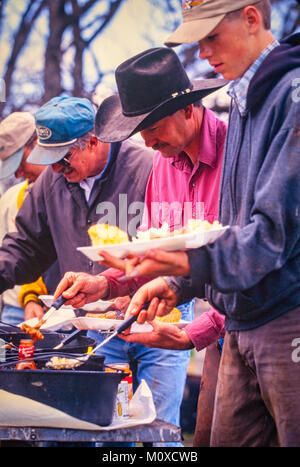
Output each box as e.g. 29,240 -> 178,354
164,14 -> 225,47
27,143 -> 73,165
95,78 -> 227,143
0,147 -> 24,180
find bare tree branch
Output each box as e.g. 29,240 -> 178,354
85,0 -> 123,45
0,0 -> 47,116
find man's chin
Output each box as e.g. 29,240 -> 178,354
159,148 -> 177,158
63,170 -> 77,182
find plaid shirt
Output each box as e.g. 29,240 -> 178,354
228,40 -> 280,115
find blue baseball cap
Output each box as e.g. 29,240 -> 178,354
27,96 -> 95,165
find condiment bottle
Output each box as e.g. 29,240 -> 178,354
106,362 -> 133,401
16,338 -> 37,370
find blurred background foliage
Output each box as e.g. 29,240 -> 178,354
0,0 -> 299,118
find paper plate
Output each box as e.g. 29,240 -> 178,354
77,226 -> 229,261
39,295 -> 114,312
71,316 -> 189,333
20,309 -> 76,332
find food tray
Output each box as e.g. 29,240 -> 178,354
0,326 -> 96,354
0,367 -> 125,426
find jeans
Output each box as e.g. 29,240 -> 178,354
1,304 -> 24,325
211,306 -> 300,447
88,300 -> 194,447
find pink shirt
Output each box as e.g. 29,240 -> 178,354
101,108 -> 227,348
141,107 -> 227,229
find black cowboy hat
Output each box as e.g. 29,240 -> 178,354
95,47 -> 227,143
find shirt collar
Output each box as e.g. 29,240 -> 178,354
79,143 -> 112,202
228,39 -> 280,116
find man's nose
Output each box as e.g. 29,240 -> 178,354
198,42 -> 212,60
140,131 -> 158,148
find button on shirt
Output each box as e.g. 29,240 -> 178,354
141,107 -> 227,229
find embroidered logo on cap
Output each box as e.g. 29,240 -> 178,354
37,125 -> 52,140
182,0 -> 203,10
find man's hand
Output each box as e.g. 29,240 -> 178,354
119,319 -> 194,350
53,272 -> 109,308
111,295 -> 131,314
124,277 -> 178,325
99,249 -> 191,278
24,301 -> 44,321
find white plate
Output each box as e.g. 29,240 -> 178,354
20,309 -> 76,332
39,295 -> 115,312
71,316 -> 189,333
77,226 -> 229,261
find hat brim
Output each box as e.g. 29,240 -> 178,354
27,143 -> 74,165
96,78 -> 227,143
164,14 -> 225,47
0,147 -> 23,180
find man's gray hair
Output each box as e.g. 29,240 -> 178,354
193,99 -> 202,108
72,130 -> 98,151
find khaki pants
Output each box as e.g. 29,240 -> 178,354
211,306 -> 300,447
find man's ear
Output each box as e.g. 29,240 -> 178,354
88,135 -> 99,148
242,6 -> 261,34
184,104 -> 193,119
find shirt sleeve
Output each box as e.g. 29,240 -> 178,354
184,308 -> 225,352
0,178 -> 57,294
19,276 -> 48,308
99,268 -> 150,298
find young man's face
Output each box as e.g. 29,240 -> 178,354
198,16 -> 256,80
140,107 -> 193,158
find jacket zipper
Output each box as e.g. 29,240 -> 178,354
229,112 -> 248,223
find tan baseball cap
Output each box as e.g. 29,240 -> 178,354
0,112 -> 35,180
165,0 -> 262,47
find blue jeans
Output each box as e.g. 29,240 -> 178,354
88,300 -> 194,447
1,304 -> 24,325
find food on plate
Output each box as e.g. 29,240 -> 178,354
133,222 -> 180,241
87,219 -> 224,248
155,307 -> 182,323
88,223 -> 129,246
20,323 -> 44,343
85,310 -> 125,320
133,219 -> 224,241
184,218 -> 223,232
